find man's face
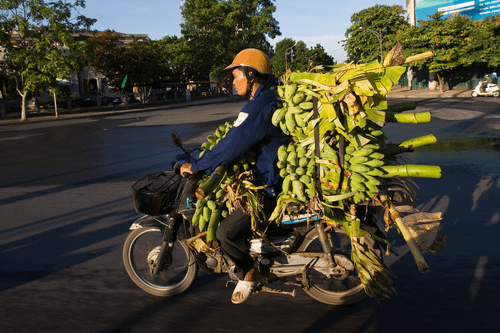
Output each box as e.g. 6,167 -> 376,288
232,68 -> 247,96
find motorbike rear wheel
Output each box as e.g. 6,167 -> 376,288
297,226 -> 382,305
123,226 -> 198,297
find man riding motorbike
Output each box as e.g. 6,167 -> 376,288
491,72 -> 498,85
480,74 -> 492,93
180,49 -> 289,304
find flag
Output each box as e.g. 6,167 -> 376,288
121,75 -> 128,88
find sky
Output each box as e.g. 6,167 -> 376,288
79,0 -> 408,62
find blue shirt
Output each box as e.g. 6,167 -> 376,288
191,83 -> 289,197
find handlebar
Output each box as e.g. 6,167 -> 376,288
174,167 -> 194,178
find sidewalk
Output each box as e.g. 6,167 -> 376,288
387,86 -> 473,99
0,87 -> 477,126
0,95 -> 239,127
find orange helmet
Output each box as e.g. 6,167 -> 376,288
224,48 -> 271,74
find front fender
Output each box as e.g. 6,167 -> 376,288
129,215 -> 169,230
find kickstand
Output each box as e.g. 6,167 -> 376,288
301,257 -> 318,290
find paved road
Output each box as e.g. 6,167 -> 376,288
0,97 -> 499,333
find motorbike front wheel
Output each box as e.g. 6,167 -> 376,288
297,226 -> 382,305
471,91 -> 478,97
123,226 -> 198,297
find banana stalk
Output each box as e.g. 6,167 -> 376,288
379,194 -> 429,273
380,165 -> 441,178
382,134 -> 438,155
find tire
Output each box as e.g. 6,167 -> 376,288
471,91 -> 478,97
123,226 -> 198,297
493,91 -> 499,97
297,226 -> 382,305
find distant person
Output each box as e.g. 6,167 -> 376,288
491,72 -> 498,85
480,75 -> 492,93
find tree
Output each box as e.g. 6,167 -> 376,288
88,30 -> 164,93
152,36 -> 194,83
343,4 -> 409,63
181,0 -> 281,79
397,12 -> 475,92
0,0 -> 95,121
270,39 -> 335,79
463,14 -> 500,68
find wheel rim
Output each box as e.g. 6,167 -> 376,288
300,228 -> 363,296
127,228 -> 193,291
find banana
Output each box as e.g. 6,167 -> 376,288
272,107 -> 287,126
288,106 -> 304,115
363,159 -> 385,168
282,175 -> 292,193
285,83 -> 298,100
351,147 -> 374,157
292,92 -> 306,105
349,156 -> 369,165
299,101 -> 314,111
206,209 -> 220,242
350,164 -> 372,173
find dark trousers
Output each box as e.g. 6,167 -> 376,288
216,196 -> 276,280
216,209 -> 254,280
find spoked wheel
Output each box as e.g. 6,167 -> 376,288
297,226 -> 381,305
123,226 -> 198,297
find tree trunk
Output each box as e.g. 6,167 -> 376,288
407,68 -> 413,90
436,72 -> 445,92
21,91 -> 28,122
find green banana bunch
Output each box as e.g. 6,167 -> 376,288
273,82 -> 314,136
192,122 -> 259,242
199,122 -> 233,158
343,143 -> 386,204
276,142 -> 316,202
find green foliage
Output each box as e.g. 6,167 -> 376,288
0,0 -> 95,120
152,36 -> 194,82
396,12 -> 500,91
181,0 -> 281,79
88,30 -> 169,91
270,39 -> 335,79
343,4 -> 408,63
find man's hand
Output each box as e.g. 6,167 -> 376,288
180,163 -> 195,177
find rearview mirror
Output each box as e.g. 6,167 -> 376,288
171,130 -> 182,148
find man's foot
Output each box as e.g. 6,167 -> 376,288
231,267 -> 260,304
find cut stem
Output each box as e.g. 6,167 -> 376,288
379,194 -> 429,273
380,164 -> 441,178
382,134 -> 438,155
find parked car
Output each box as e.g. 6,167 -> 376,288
82,95 -> 122,107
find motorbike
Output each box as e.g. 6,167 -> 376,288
122,131 -> 389,305
471,82 -> 499,97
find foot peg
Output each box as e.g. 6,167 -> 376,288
255,285 -> 296,297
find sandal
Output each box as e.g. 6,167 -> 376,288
231,280 -> 259,304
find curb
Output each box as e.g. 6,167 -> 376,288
0,96 -> 242,127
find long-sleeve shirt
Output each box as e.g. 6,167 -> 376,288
191,83 -> 289,197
